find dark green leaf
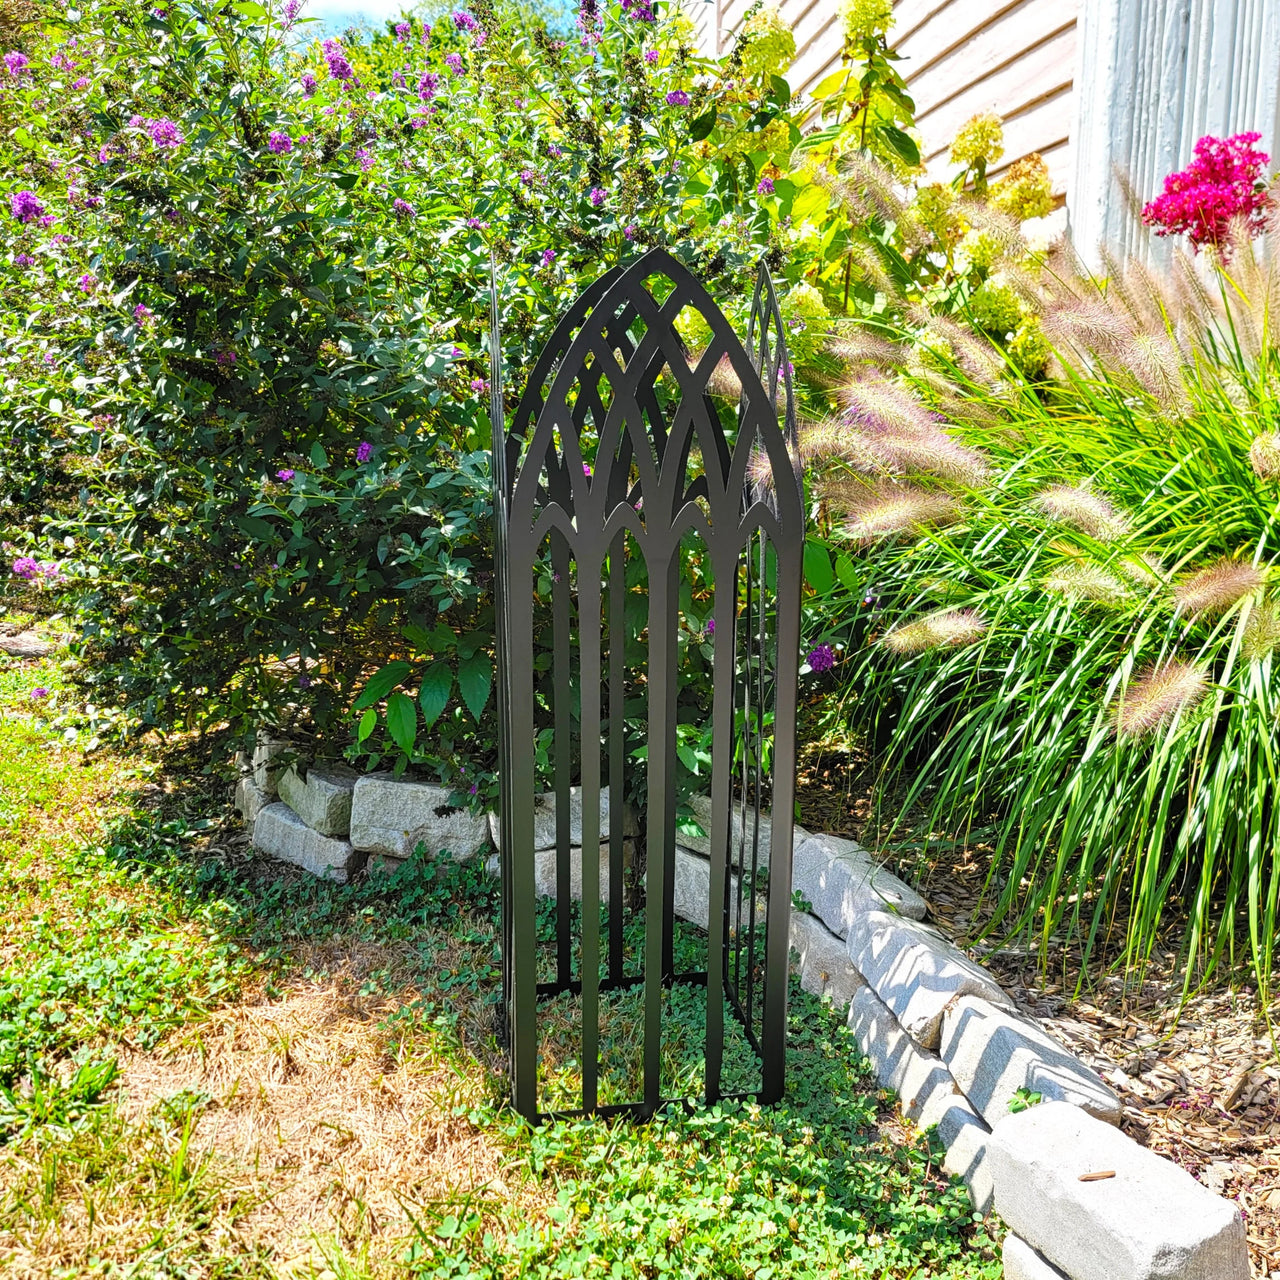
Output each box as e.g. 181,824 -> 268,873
457,653 -> 491,721
689,107 -> 718,142
803,540 -> 835,594
418,662 -> 452,727
353,660 -> 413,710
386,691 -> 417,757
878,124 -> 920,167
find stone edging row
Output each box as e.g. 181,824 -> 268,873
234,742 -> 1249,1280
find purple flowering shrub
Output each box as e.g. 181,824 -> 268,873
0,0 -> 797,797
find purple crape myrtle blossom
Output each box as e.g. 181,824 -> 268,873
472,29 -> 487,48
4,50 -> 30,76
757,175 -> 774,194
30,687 -> 48,700
391,69 -> 405,87
133,302 -> 153,323
268,130 -> 292,154
706,617 -> 715,636
13,252 -> 34,266
301,71 -> 317,97
519,168 -> 535,185
147,117 -> 183,148
665,89 -> 690,106
283,0 -> 303,26
620,0 -> 655,19
452,10 -> 478,30
276,468 -> 295,481
216,349 -> 236,366
323,38 -> 354,81
392,197 -> 415,218
806,643 -> 836,673
10,190 -> 44,223
78,272 -> 97,291
589,186 -> 605,207
541,248 -> 556,266
356,147 -> 374,172
644,49 -> 658,64
72,77 -> 88,89
469,377 -> 490,393
547,143 -> 563,158
421,21 -> 432,41
445,52 -> 463,75
355,441 -> 373,463
11,556 -> 40,580
395,21 -> 411,41
417,71 -> 438,100
624,223 -> 637,240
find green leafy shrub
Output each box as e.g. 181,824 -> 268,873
0,0 -> 803,799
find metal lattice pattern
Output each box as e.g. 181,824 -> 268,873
491,249 -> 804,1121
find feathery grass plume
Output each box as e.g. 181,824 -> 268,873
1043,299 -> 1134,362
839,378 -> 937,435
826,332 -> 907,367
1121,332 -> 1190,412
1032,484 -> 1130,540
798,417 -> 898,473
909,311 -> 1008,386
1112,659 -> 1209,738
1249,431 -> 1280,479
1169,244 -> 1221,331
1174,557 -> 1265,616
875,428 -> 990,485
1100,247 -> 1176,337
828,479 -> 961,542
832,152 -> 908,227
1042,564 -> 1130,604
883,607 -> 987,655
1243,604 -> 1280,663
706,353 -> 744,399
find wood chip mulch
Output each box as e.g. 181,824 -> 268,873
794,740 -> 1280,1279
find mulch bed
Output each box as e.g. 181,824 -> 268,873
795,739 -> 1280,1279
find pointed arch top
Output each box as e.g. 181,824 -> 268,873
495,248 -> 804,558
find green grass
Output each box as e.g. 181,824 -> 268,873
0,651 -> 1000,1278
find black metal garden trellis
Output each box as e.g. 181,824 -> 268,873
490,248 -> 804,1122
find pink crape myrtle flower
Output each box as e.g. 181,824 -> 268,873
1142,132 -> 1273,251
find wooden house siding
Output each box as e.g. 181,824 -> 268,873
692,0 -> 1080,200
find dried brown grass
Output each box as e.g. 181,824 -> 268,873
0,945 -> 546,1279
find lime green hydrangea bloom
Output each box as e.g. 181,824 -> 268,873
1009,318 -> 1051,377
739,7 -> 796,81
841,0 -> 893,43
950,113 -> 1004,168
990,153 -> 1056,221
967,276 -> 1022,336
959,228 -> 1003,271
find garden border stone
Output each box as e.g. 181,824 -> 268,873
846,910 -> 1015,1049
349,775 -> 489,861
940,994 -> 1122,1127
486,785 -> 634,852
277,763 -> 358,838
1003,1236 -> 1069,1280
788,910 -> 864,1008
253,802 -> 365,883
792,831 -> 926,935
989,1101 -> 1249,1280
